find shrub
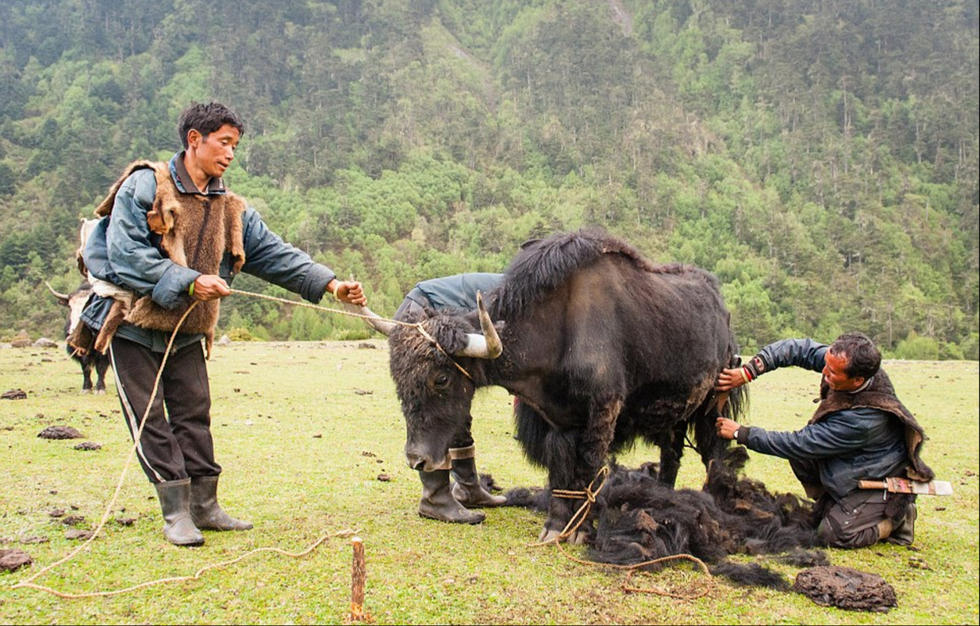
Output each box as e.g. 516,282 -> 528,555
893,332 -> 939,360
226,327 -> 255,342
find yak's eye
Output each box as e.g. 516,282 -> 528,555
432,373 -> 450,389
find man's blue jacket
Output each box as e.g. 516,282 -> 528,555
81,153 -> 335,352
736,338 -> 908,500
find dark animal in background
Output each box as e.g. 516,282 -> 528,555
43,218 -> 112,394
362,229 -> 746,543
46,281 -> 111,394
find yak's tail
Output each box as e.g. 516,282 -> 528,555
692,346 -> 748,466
725,381 -> 748,423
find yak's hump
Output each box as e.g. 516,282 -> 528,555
496,229 -> 708,319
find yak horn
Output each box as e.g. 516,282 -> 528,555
342,302 -> 397,336
44,281 -> 70,304
456,291 -> 502,359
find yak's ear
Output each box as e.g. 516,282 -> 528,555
430,319 -> 468,354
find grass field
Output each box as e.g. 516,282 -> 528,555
0,340 -> 977,624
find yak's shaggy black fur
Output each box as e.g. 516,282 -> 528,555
507,447 -> 827,590
392,229 -> 746,541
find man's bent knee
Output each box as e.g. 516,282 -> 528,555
817,514 -> 881,549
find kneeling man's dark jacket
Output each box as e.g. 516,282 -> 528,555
736,339 -> 933,500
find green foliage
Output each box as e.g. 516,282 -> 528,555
0,1 -> 975,357
893,332 -> 940,361
226,327 -> 256,342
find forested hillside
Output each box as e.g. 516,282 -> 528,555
1,0 -> 977,358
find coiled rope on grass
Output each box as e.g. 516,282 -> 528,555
11,296 -> 364,599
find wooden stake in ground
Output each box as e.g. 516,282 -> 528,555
350,536 -> 368,622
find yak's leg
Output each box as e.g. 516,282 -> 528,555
657,419 -> 687,488
94,357 -> 109,394
80,360 -> 94,393
539,396 -> 623,545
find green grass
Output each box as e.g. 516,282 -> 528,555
1,341 -> 977,624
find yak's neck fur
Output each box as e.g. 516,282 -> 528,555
493,229 -> 693,322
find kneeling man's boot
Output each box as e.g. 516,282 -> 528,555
154,478 -> 204,547
418,469 -> 485,524
886,502 -> 916,546
190,475 -> 253,531
449,446 -> 507,508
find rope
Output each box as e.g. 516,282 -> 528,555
532,466 -> 611,545
227,288 -> 413,327
228,287 -> 475,379
413,323 -> 474,381
11,298 -> 345,598
530,465 -> 715,600
12,301 -> 201,594
14,530 -> 355,599
14,286 -> 473,599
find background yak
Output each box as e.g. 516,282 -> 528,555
46,280 -> 111,394
365,229 -> 746,543
43,218 -> 111,394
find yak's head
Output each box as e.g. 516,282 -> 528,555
353,295 -> 502,471
46,281 -> 90,338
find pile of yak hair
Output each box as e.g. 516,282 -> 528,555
506,446 -> 828,589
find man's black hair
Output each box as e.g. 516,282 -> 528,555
829,332 -> 881,380
177,102 -> 245,149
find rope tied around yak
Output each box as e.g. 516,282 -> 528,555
532,465 -> 715,600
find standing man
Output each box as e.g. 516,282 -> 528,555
714,332 -> 933,548
394,273 -> 507,524
80,102 -> 367,546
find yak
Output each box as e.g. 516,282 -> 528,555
359,230 -> 745,543
44,218 -> 111,393
46,281 -> 111,394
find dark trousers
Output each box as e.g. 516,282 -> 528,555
109,336 -> 221,483
790,458 -> 908,549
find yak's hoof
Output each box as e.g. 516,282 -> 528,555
95,389 -> 106,395
537,527 -> 588,545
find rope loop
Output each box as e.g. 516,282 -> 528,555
12,294 -> 353,599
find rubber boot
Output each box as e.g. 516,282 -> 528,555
451,456 -> 507,508
875,517 -> 894,541
190,475 -> 253,531
154,478 -> 205,547
885,502 -> 916,546
418,470 -> 485,524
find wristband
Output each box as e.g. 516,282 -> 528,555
732,428 -> 740,441
188,281 -> 195,297
744,355 -> 765,380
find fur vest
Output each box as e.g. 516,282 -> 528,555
94,160 -> 245,353
811,369 -> 934,482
